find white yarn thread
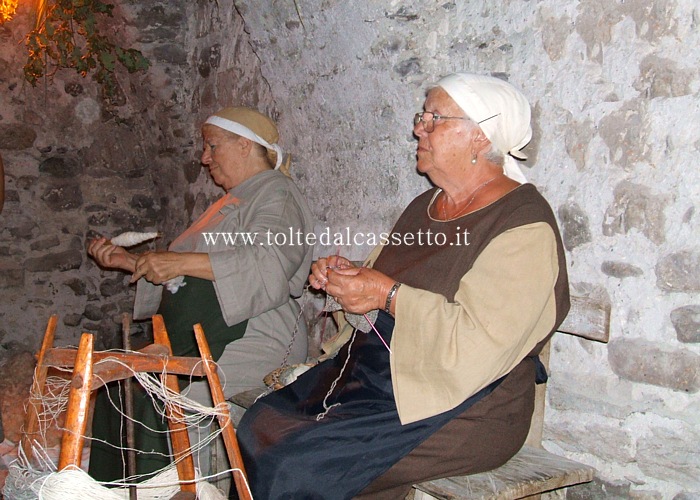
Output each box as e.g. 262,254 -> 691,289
315,330 -> 358,421
5,354 -> 252,499
7,463 -> 230,500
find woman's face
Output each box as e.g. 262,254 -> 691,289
414,88 -> 473,183
201,125 -> 245,190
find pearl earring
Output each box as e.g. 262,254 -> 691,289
471,154 -> 478,165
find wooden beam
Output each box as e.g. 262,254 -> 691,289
20,314 -> 58,463
58,333 -> 94,470
194,324 -> 253,500
43,348 -> 207,389
152,315 -> 197,494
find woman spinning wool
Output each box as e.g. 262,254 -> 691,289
236,73 -> 570,499
87,107 -> 314,480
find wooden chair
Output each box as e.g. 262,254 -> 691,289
21,314 -> 252,500
412,295 -> 610,499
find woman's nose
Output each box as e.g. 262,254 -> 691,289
201,149 -> 211,164
413,121 -> 427,137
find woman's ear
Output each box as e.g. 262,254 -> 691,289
236,137 -> 254,158
471,127 -> 492,155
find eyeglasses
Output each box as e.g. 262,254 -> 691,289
413,112 -> 464,133
413,112 -> 500,133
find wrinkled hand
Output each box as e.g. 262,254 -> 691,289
325,266 -> 394,315
308,255 -> 355,290
87,237 -> 136,273
131,251 -> 183,284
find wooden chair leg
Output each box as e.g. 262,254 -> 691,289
194,323 -> 253,500
58,333 -> 94,470
21,314 -> 58,462
152,315 -> 197,494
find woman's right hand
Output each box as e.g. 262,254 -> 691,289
309,255 -> 354,290
88,237 -> 137,273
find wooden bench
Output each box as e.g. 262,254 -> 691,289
412,295 -> 610,499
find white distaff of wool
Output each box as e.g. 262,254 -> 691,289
110,231 -> 160,247
107,231 -> 186,293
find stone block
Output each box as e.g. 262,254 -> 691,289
64,278 -> 87,296
38,156 -> 83,178
558,202 -> 592,250
8,218 -> 38,240
671,305 -> 700,343
99,276 -> 127,297
25,250 -> 83,272
674,493 -> 700,500
153,44 -> 188,65
83,303 -> 103,321
130,194 -> 154,210
546,415 -> 635,463
4,189 -> 19,202
184,160 -> 202,183
394,57 -> 421,77
15,176 -> 37,190
635,55 -> 694,99
601,261 -> 643,279
134,5 -> 183,29
636,422 -> 700,486
547,375 -> 637,420
563,117 -> 593,170
64,82 -> 84,96
608,339 -> 700,393
603,181 -> 668,245
0,262 -> 24,288
29,236 -> 61,251
656,250 -> 700,293
40,182 -> 84,211
63,313 -> 82,327
0,123 -> 37,150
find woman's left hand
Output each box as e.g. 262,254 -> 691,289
130,251 -> 183,284
325,267 -> 395,315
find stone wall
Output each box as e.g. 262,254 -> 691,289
229,0 -> 699,498
0,0 -> 272,357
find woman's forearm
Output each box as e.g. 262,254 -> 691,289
131,251 -> 215,284
175,252 -> 215,281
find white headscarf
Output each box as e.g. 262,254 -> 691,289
437,73 -> 532,183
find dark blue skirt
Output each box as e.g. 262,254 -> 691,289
237,312 -> 504,499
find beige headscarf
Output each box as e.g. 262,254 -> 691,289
204,107 -> 291,175
437,73 -> 532,183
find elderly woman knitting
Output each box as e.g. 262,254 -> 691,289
87,107 -> 315,480
236,74 -> 570,499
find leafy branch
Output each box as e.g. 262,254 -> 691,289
24,0 -> 150,98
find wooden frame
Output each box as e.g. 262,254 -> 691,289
22,315 -> 253,500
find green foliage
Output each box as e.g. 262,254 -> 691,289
24,0 -> 150,98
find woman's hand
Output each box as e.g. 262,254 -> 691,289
130,251 -> 184,284
308,255 -> 355,290
325,267 -> 395,315
130,252 -> 214,284
88,237 -> 137,273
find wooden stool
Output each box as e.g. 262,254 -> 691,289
21,314 -> 252,500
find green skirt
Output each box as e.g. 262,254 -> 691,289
88,276 -> 247,482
